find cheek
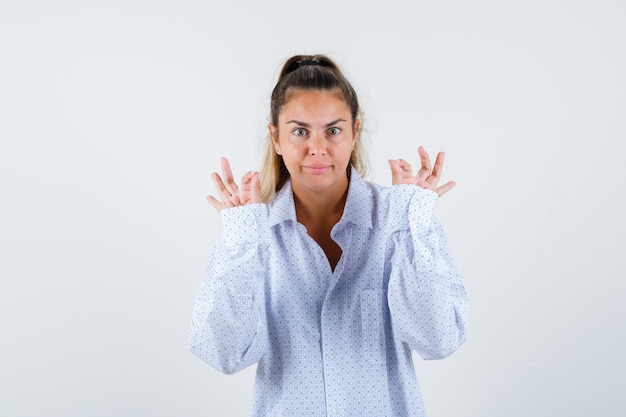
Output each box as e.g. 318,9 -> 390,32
339,140 -> 355,155
282,141 -> 307,156
278,143 -> 304,167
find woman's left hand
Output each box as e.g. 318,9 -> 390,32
389,146 -> 456,197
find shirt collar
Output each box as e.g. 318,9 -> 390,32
268,166 -> 373,229
268,180 -> 297,227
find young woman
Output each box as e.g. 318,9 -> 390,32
189,54 -> 468,417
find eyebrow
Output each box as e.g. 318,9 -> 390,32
285,118 -> 347,128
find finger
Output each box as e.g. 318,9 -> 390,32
220,157 -> 240,195
424,151 -> 446,189
416,146 -> 431,181
434,180 -> 456,197
389,159 -> 413,185
388,159 -> 403,185
211,171 -> 237,206
206,194 -> 226,212
250,172 -> 262,204
394,159 -> 413,174
239,171 -> 256,204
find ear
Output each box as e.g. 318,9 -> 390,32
268,123 -> 281,154
352,119 -> 361,147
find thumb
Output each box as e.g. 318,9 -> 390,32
389,159 -> 404,185
250,172 -> 263,203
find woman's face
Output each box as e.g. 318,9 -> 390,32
269,89 -> 358,197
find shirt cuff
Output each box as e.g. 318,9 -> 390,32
408,186 -> 438,233
220,204 -> 269,246
390,184 -> 438,230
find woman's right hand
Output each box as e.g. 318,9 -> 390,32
206,157 -> 262,212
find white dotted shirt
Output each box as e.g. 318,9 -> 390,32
189,168 -> 469,417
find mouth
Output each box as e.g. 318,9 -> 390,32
303,164 -> 331,175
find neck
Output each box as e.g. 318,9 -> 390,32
292,179 -> 349,226
291,176 -> 349,273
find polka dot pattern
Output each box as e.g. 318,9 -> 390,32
189,167 -> 469,417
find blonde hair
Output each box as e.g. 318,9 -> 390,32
260,54 -> 369,202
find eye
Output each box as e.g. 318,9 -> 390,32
327,127 -> 341,135
293,128 -> 308,137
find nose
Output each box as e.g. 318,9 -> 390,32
309,132 -> 326,156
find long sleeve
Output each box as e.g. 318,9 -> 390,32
387,185 -> 469,360
189,204 -> 270,374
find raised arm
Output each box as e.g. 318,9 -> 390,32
386,148 -> 468,359
189,158 -> 270,374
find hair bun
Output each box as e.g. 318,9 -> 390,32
297,59 -> 320,67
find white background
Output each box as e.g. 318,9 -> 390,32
1,0 -> 624,416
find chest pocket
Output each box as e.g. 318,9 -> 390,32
360,288 -> 384,365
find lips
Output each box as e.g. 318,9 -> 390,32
303,164 -> 330,174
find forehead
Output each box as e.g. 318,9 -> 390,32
279,89 -> 351,123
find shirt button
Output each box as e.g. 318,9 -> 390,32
331,409 -> 338,415
327,354 -> 334,360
